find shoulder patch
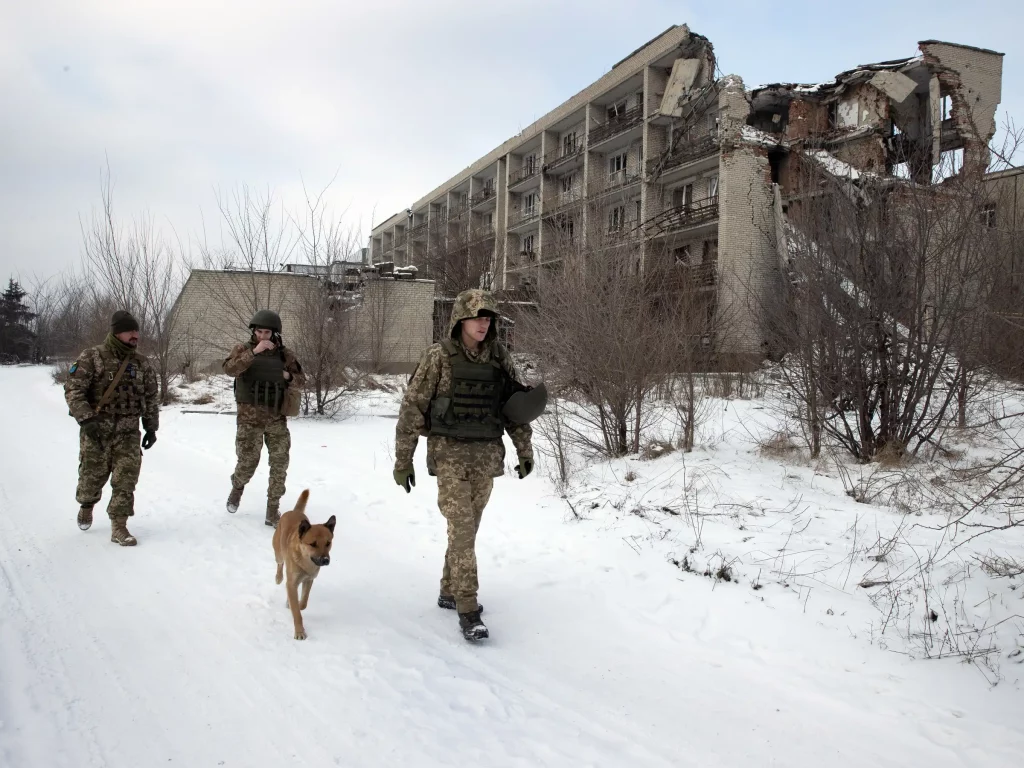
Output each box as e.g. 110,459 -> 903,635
69,362 -> 78,374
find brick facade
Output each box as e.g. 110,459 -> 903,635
170,270 -> 434,374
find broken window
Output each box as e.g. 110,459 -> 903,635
523,154 -> 536,174
709,175 -> 719,199
523,193 -> 537,216
892,161 -> 912,180
708,113 -> 719,137
522,234 -> 535,253
635,90 -> 645,110
980,203 -> 997,228
673,245 -> 692,266
561,173 -> 575,195
608,205 -> 626,233
673,183 -> 694,209
562,131 -> 578,156
607,99 -> 627,122
608,152 -> 628,175
934,148 -> 964,182
941,94 -> 952,122
703,239 -> 718,263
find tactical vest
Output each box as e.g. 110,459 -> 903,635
94,348 -> 147,418
428,340 -> 507,441
235,348 -> 287,412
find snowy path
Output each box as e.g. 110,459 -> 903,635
1,366 -> 1022,767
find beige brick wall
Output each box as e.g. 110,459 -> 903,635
170,270 -> 313,371
920,41 -> 1004,173
170,270 -> 434,374
717,77 -> 778,359
350,278 -> 436,373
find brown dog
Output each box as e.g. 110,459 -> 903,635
272,489 -> 336,640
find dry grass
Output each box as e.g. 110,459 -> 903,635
641,440 -> 675,461
758,430 -> 801,459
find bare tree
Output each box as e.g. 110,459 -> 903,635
521,185 -> 724,458
78,168 -> 185,402
290,180 -> 365,415
187,184 -> 302,348
762,149 -> 1007,462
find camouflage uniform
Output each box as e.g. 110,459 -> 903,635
223,341 -> 305,520
395,289 -> 533,617
64,334 -> 159,523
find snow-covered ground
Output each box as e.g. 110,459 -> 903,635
1,365 -> 1023,768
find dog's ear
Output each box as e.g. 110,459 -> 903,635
298,519 -> 311,538
324,515 -> 336,533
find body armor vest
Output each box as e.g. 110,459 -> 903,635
428,340 -> 507,441
235,348 -> 287,412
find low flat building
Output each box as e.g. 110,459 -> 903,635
170,267 -> 434,374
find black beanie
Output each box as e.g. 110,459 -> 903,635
111,310 -> 140,335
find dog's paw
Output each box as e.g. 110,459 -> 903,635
294,629 -> 307,641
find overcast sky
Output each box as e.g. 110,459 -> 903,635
2,0 -> 1021,286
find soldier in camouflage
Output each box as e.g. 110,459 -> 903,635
223,309 -> 305,528
393,288 -> 534,642
64,310 -> 159,546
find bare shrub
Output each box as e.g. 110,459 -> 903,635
521,187 -> 725,458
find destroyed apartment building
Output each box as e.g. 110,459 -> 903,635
369,25 -> 1004,360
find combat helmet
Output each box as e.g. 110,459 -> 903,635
502,381 -> 548,424
249,309 -> 282,333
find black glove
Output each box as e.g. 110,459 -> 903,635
516,457 -> 534,479
80,418 -> 103,441
393,467 -> 415,493
142,431 -> 157,450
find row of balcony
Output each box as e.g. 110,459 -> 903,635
380,194 -> 721,258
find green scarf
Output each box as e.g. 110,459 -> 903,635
105,333 -> 137,360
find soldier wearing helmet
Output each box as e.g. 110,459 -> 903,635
222,309 -> 306,528
393,288 -> 544,642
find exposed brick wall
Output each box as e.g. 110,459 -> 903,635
833,134 -> 888,174
920,41 -> 1004,175
785,99 -> 829,140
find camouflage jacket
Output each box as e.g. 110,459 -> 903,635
395,289 -> 533,479
65,336 -> 159,432
223,341 -> 306,422
395,340 -> 533,478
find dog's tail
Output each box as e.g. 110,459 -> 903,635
294,489 -> 310,515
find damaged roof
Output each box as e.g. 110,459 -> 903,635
750,55 -> 926,105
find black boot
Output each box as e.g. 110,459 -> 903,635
458,609 -> 489,641
438,594 -> 484,613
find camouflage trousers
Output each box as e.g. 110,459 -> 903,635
76,422 -> 142,519
230,409 -> 291,508
438,472 -> 494,613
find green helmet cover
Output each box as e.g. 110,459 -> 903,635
249,309 -> 282,332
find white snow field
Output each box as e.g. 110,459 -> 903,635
1,364 -> 1023,768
